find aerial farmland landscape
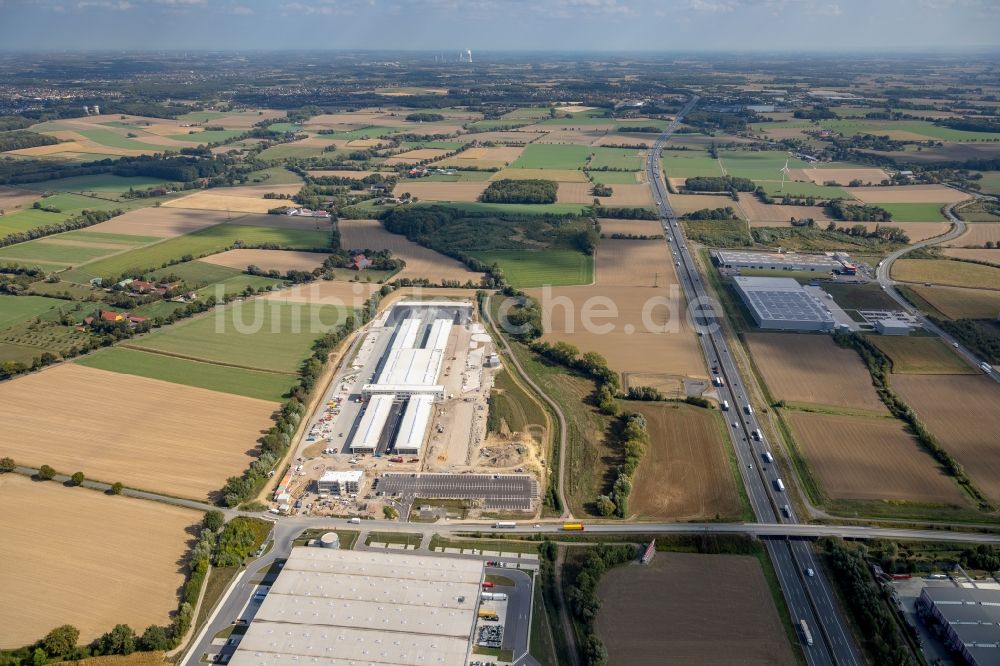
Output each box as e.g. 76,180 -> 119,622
1,2 -> 1000,665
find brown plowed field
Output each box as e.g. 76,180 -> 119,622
598,218 -> 662,237
596,552 -> 795,665
944,248 -> 1000,265
391,181 -> 489,202
596,183 -> 653,206
945,223 -> 1000,247
666,192 -> 740,216
556,182 -> 594,204
0,474 -> 198,647
892,374 -> 1000,502
596,239 -> 673,287
263,280 -> 381,307
0,364 -> 276,500
747,333 -> 886,411
0,186 -> 39,211
737,193 -> 830,224
800,167 -> 889,186
847,184 -> 969,204
907,284 -> 1000,319
84,207 -> 235,238
162,191 -> 278,214
786,411 -> 965,504
200,249 -> 331,272
337,218 -> 481,285
628,402 -> 742,519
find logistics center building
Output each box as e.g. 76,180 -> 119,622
917,587 -> 1000,666
228,548 -> 484,666
734,276 -> 836,332
351,304 -> 464,455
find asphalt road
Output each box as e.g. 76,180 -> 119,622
875,197 -> 1000,384
645,97 -> 861,666
486,566 -> 534,663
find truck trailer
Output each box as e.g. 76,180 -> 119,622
775,478 -> 785,492
561,523 -> 585,531
481,592 -> 508,601
494,521 -> 516,529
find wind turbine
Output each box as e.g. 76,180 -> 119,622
778,158 -> 790,192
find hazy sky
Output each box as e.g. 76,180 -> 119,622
1,0 -> 998,52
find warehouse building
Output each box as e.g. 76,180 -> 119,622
228,548 -> 484,666
713,249 -> 855,274
734,276 -> 835,331
316,469 -> 363,495
875,319 -> 912,336
917,587 -> 1000,666
350,393 -> 396,453
395,394 -> 435,455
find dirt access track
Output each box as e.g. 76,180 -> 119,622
0,473 -> 198,647
596,551 -> 796,665
0,363 -> 276,500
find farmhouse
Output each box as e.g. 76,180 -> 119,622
286,207 -> 331,219
350,253 -> 371,270
917,587 -> 1000,666
228,548 -> 484,666
734,276 -> 835,331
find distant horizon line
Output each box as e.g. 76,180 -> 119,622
1,47 -> 998,55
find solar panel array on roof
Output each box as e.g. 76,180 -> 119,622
733,276 -> 835,331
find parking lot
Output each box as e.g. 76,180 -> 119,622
376,473 -> 537,511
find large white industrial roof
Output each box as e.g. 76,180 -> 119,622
319,470 -> 364,483
395,395 -> 434,453
377,348 -> 444,386
228,548 -> 483,666
392,318 -> 422,352
350,394 -> 395,450
426,319 -> 453,352
734,276 -> 834,324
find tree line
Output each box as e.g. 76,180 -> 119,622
480,178 -> 558,204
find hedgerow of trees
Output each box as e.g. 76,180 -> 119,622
480,178 -> 558,204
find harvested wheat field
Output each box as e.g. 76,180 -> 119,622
737,193 -> 830,224
892,258 -> 1000,290
556,182 -> 595,204
628,402 -> 742,519
391,181 -> 489,202
0,186 -> 40,211
596,552 -> 795,666
263,280 -> 381,307
596,183 -> 654,206
598,218 -> 662,237
201,249 -> 331,272
667,192 -> 741,217
84,207 -> 234,238
786,411 -> 965,504
222,213 -> 332,231
747,333 -> 885,411
892,374 -> 1000,502
0,474 -> 198,648
162,191 -> 278,214
346,138 -> 384,148
597,133 -> 654,147
800,167 -> 889,186
945,223 -> 1000,247
383,148 -> 451,165
529,284 -> 706,386
458,131 -> 543,144
908,285 -> 1000,319
338,219 -> 482,285
847,184 -> 969,204
0,364 -> 276,500
944,248 -> 1000,265
491,168 -> 589,182
532,128 -> 608,145
9,142 -> 91,157
215,183 -> 303,198
596,239 -> 672,287
435,147 -> 524,170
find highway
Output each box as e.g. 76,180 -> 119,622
876,197 -> 1000,384
645,96 -> 862,666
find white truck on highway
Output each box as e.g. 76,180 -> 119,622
721,400 -> 730,411
712,375 -> 724,387
775,478 -> 785,492
494,521 -> 516,529
751,429 -> 762,441
744,404 -> 753,415
800,620 -> 814,647
981,362 -> 993,374
762,451 -> 774,463
348,517 -> 361,524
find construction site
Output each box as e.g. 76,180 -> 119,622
271,299 -> 539,520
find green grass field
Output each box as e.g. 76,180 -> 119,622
174,110 -> 229,123
0,208 -> 68,237
0,295 -> 67,330
150,260 -> 243,287
398,140 -> 467,151
129,302 -> 349,374
588,147 -> 645,171
502,106 -> 553,120
868,335 -> 975,375
74,128 -> 173,152
465,120 -> 535,131
257,143 -> 329,160
510,144 -> 592,170
881,203 -> 948,222
22,174 -> 178,194
718,150 -> 812,181
893,258 -> 1000,290
77,346 -> 293,401
661,153 -> 724,178
332,126 -> 407,140
78,223 -> 331,279
194,274 -> 285,298
762,181 -> 851,199
588,171 -> 640,185
0,230 -> 150,266
469,249 -> 592,288
975,171 -> 1000,196
167,129 -> 246,143
244,167 -> 305,186
755,119 -> 1000,142
428,201 -> 590,215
